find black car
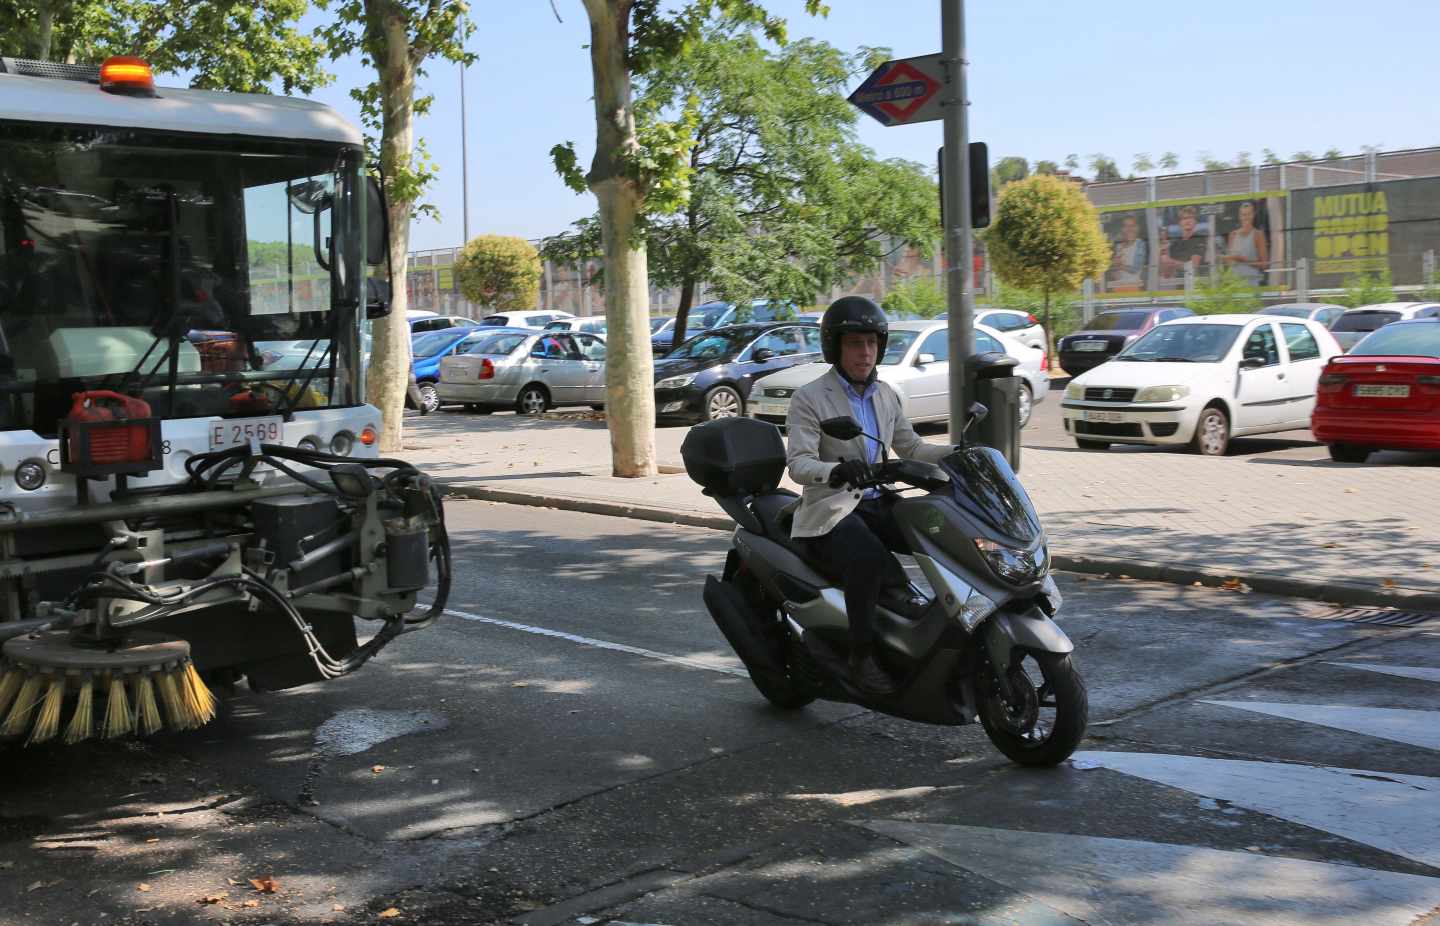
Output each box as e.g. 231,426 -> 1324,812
654,322 -> 822,422
1057,307 -> 1195,376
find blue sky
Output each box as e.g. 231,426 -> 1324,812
298,0 -> 1439,252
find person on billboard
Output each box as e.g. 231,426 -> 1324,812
1223,200 -> 1270,285
1109,214 -> 1148,287
1160,206 -> 1207,277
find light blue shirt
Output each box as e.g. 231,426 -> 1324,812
835,369 -> 882,498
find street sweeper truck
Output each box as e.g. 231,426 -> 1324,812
0,55 -> 450,745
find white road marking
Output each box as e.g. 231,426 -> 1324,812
865,821 -> 1440,926
1071,751 -> 1440,868
1328,663 -> 1440,684
435,605 -> 749,678
1202,700 -> 1440,752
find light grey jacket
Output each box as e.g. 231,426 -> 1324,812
786,369 -> 952,539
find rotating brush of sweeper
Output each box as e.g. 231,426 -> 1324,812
0,631 -> 215,745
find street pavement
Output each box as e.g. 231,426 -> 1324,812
3,502 -> 1437,925
398,392 -> 1440,607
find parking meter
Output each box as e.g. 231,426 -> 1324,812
967,351 -> 1021,472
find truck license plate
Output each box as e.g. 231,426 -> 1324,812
210,416 -> 284,450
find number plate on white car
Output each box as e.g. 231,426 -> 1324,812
1074,340 -> 1109,351
756,403 -> 789,416
210,416 -> 284,450
1081,409 -> 1126,423
1355,384 -> 1410,397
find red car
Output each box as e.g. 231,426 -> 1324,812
1312,319 -> 1440,462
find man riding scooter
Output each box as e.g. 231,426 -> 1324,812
786,296 -> 954,695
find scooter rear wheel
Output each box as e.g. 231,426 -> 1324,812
978,651 -> 1087,767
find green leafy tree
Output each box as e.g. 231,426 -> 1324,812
1087,153 -> 1122,182
546,0 -> 824,477
881,276 -> 946,319
319,0 -> 473,451
1033,160 -> 1059,176
455,235 -> 542,311
1292,150 -> 1315,161
0,0 -> 327,93
1159,151 -> 1180,170
992,156 -> 1030,189
1261,148 -> 1283,166
1190,268 -> 1262,314
1233,151 -> 1252,168
984,174 -> 1108,356
1198,151 -> 1231,171
1132,153 -> 1155,174
1323,147 -> 1344,159
1340,268 -> 1394,308
1063,153 -> 1080,171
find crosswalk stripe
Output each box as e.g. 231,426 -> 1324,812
864,821 -> 1440,926
1328,663 -> 1440,684
1202,700 -> 1440,752
1070,751 -> 1440,869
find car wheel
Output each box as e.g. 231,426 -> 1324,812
704,385 -> 743,420
465,404 -> 493,415
1191,405 -> 1230,456
1017,383 -> 1034,429
1328,443 -> 1372,463
417,382 -> 441,414
515,384 -> 550,416
1075,439 -> 1110,451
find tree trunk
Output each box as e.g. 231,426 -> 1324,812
35,1 -> 56,60
1042,291 -> 1056,367
672,276 -> 695,351
584,0 -> 655,478
367,1 -> 416,454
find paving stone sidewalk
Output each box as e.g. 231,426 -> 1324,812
399,410 -> 1440,608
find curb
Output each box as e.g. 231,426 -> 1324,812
441,482 -> 1438,612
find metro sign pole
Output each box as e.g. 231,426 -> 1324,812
940,0 -> 974,441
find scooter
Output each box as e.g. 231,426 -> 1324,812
681,406 -> 1087,767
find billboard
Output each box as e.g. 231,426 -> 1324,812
1290,177 -> 1440,287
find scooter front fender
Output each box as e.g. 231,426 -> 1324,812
984,608 -> 1074,673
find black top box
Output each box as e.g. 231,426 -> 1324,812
681,417 -> 786,497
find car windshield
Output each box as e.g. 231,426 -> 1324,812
666,327 -> 757,360
1350,323 -> 1440,357
1333,311 -> 1401,333
1117,324 -> 1241,362
650,318 -> 672,333
464,332 -> 529,356
0,122 -> 366,435
693,303 -> 731,328
880,330 -> 922,364
412,330 -> 463,357
1086,311 -> 1150,331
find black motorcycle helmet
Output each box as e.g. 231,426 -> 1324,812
820,295 -> 889,366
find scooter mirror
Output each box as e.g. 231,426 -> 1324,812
968,402 -> 989,424
820,416 -> 864,440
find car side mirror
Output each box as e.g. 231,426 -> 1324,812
752,348 -> 776,363
1239,357 -> 1265,370
820,416 -> 863,440
916,353 -> 937,366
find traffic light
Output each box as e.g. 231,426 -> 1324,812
938,141 -> 991,229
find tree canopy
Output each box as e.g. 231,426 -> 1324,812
455,235 -> 542,311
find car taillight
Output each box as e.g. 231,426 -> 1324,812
1317,372 -> 1348,393
1026,314 -> 1039,326
1039,351 -> 1049,372
479,358 -> 495,380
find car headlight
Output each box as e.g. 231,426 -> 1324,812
656,374 -> 695,389
975,538 -> 1045,585
1064,382 -> 1084,400
1133,385 -> 1191,403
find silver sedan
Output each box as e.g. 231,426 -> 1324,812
438,329 -> 608,414
746,320 -> 1049,429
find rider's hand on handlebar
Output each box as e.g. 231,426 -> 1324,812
827,457 -> 872,491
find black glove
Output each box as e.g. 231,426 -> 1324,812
828,457 -> 872,490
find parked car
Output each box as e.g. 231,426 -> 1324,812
651,302 -> 732,354
748,321 -> 1049,430
437,329 -> 607,414
653,322 -> 822,422
409,313 -> 481,334
1330,303 -> 1440,351
1057,307 -> 1196,377
1259,302 -> 1346,328
1061,314 -> 1340,455
479,309 -> 576,330
544,316 -> 608,335
933,307 -> 1044,352
1312,318 -> 1440,462
410,327 -> 505,412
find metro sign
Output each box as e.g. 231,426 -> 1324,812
847,55 -> 945,127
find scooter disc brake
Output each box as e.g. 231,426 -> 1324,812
996,666 -> 1040,737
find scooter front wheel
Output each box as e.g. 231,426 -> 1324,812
978,651 -> 1088,767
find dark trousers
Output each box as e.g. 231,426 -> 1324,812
802,497 -> 911,651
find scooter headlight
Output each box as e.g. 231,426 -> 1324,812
974,538 -> 1046,585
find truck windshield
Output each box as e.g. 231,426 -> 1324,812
0,123 -> 364,436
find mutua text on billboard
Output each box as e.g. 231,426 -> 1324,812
1291,177 -> 1440,288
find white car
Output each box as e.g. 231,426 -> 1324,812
748,320 -> 1049,429
1061,314 -> 1342,455
478,309 -> 576,331
937,308 -> 1048,353
1330,303 -> 1440,352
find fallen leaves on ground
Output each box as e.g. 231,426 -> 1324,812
136,883 -> 152,893
197,892 -> 228,905
248,877 -> 280,894
1220,577 -> 1249,591
378,907 -> 402,919
241,899 -> 259,908
1382,578 -> 1397,588
371,765 -> 386,774
26,881 -> 45,892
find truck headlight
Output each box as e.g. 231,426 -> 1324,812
975,538 -> 1045,585
1134,385 -> 1190,403
656,374 -> 695,390
1064,382 -> 1084,400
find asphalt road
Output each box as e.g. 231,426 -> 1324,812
2,501 -> 1437,925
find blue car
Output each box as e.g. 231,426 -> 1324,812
411,326 -> 508,411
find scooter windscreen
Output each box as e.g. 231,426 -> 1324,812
939,446 -> 1043,545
